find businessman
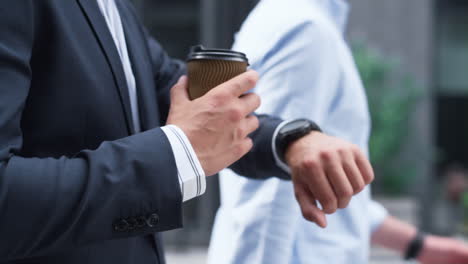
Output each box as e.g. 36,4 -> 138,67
209,0 -> 468,263
0,0 -> 374,263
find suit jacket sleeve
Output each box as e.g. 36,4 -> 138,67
0,2 -> 182,260
146,36 -> 187,125
230,115 -> 290,180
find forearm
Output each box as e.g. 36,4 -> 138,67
371,215 -> 418,254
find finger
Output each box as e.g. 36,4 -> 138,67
214,70 -> 259,98
170,76 -> 189,104
213,138 -> 253,177
353,148 -> 375,184
294,183 -> 327,228
237,115 -> 259,139
304,158 -> 338,215
324,154 -> 353,209
231,138 -> 254,161
342,150 -> 366,194
238,92 -> 261,117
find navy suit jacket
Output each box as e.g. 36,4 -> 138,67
0,0 -> 289,263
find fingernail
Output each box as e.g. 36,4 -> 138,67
317,215 -> 327,228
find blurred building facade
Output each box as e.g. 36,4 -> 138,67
348,0 -> 467,235
131,0 -> 468,245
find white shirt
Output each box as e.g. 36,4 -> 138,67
208,0 -> 388,263
96,0 -> 205,202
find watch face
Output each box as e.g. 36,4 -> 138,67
282,119 -> 311,133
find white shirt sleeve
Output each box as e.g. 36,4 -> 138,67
271,120 -> 293,174
368,199 -> 389,233
161,125 -> 206,202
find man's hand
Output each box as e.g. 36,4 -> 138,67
166,71 -> 261,176
285,132 -> 374,227
418,235 -> 468,264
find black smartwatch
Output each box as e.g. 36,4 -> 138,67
404,232 -> 426,260
275,119 -> 322,163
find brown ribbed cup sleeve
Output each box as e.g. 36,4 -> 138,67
187,60 -> 248,100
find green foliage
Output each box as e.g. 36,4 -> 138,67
352,41 -> 421,195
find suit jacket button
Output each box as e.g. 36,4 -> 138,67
127,218 -> 138,230
146,213 -> 159,227
136,216 -> 147,228
113,219 -> 129,232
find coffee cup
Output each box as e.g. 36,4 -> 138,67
187,45 -> 249,100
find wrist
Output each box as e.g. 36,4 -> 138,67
275,119 -> 322,165
404,231 -> 426,260
285,131 -> 321,166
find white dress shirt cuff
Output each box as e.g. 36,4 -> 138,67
272,120 -> 293,175
161,125 -> 206,202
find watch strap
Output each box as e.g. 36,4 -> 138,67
404,232 -> 426,260
275,119 -> 321,164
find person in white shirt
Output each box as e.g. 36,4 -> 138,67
209,0 -> 468,263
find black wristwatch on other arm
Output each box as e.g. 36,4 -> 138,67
275,119 -> 322,164
404,232 -> 426,260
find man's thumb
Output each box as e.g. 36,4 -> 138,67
170,75 -> 190,104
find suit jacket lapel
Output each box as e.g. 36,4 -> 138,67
77,0 -> 135,134
116,0 -> 160,131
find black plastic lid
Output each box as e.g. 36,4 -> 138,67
187,45 -> 249,63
